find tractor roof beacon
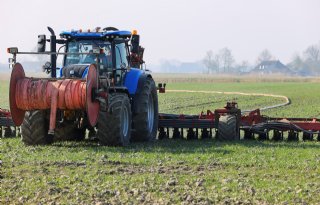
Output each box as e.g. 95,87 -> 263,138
8,26 -> 159,146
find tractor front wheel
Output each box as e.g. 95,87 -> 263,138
21,110 -> 52,145
97,93 -> 131,146
132,77 -> 159,142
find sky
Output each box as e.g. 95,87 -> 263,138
0,0 -> 319,66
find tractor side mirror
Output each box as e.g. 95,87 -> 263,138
42,61 -> 51,74
37,35 -> 46,52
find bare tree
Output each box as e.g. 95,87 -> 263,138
203,50 -> 213,73
303,45 -> 320,73
304,45 -> 320,62
239,60 -> 250,72
287,44 -> 320,75
288,54 -> 304,72
219,47 -> 234,73
257,49 -> 273,63
233,60 -> 250,73
240,60 -> 249,68
203,50 -> 220,73
214,54 -> 221,73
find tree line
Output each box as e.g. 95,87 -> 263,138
288,44 -> 320,74
203,43 -> 320,75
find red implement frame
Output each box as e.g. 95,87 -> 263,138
240,109 -> 320,131
158,102 -> 320,138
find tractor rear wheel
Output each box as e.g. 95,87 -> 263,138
217,115 -> 238,140
132,77 -> 159,142
21,110 -> 52,145
97,93 -> 131,146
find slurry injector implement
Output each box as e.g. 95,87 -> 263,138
158,102 -> 320,141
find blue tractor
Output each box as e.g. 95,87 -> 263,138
8,27 -> 159,146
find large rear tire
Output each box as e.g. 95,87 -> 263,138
97,93 -> 131,146
132,77 -> 159,142
21,110 -> 52,145
217,115 -> 238,140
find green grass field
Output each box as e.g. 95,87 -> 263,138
0,80 -> 9,109
1,79 -> 320,204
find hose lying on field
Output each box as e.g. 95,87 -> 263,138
166,89 -> 290,113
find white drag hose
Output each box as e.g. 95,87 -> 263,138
166,89 -> 290,113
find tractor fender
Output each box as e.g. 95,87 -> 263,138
124,68 -> 151,95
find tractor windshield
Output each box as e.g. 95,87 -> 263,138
65,40 -> 112,69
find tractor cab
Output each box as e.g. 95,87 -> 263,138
59,28 -> 133,83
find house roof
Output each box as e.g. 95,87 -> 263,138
251,60 -> 293,74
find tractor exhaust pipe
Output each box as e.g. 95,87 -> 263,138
47,27 -> 57,78
9,63 -> 99,135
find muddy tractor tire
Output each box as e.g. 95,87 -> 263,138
97,93 -> 131,146
217,114 -> 238,140
132,77 -> 159,142
21,110 -> 52,145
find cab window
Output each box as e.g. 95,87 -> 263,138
115,42 -> 128,68
65,40 -> 112,71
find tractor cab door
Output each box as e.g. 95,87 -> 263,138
113,40 -> 130,85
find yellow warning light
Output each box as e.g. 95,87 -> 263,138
132,30 -> 138,35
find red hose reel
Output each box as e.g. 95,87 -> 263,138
9,63 -> 100,134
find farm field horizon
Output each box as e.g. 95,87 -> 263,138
1,77 -> 320,204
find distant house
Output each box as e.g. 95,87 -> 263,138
250,60 -> 294,75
